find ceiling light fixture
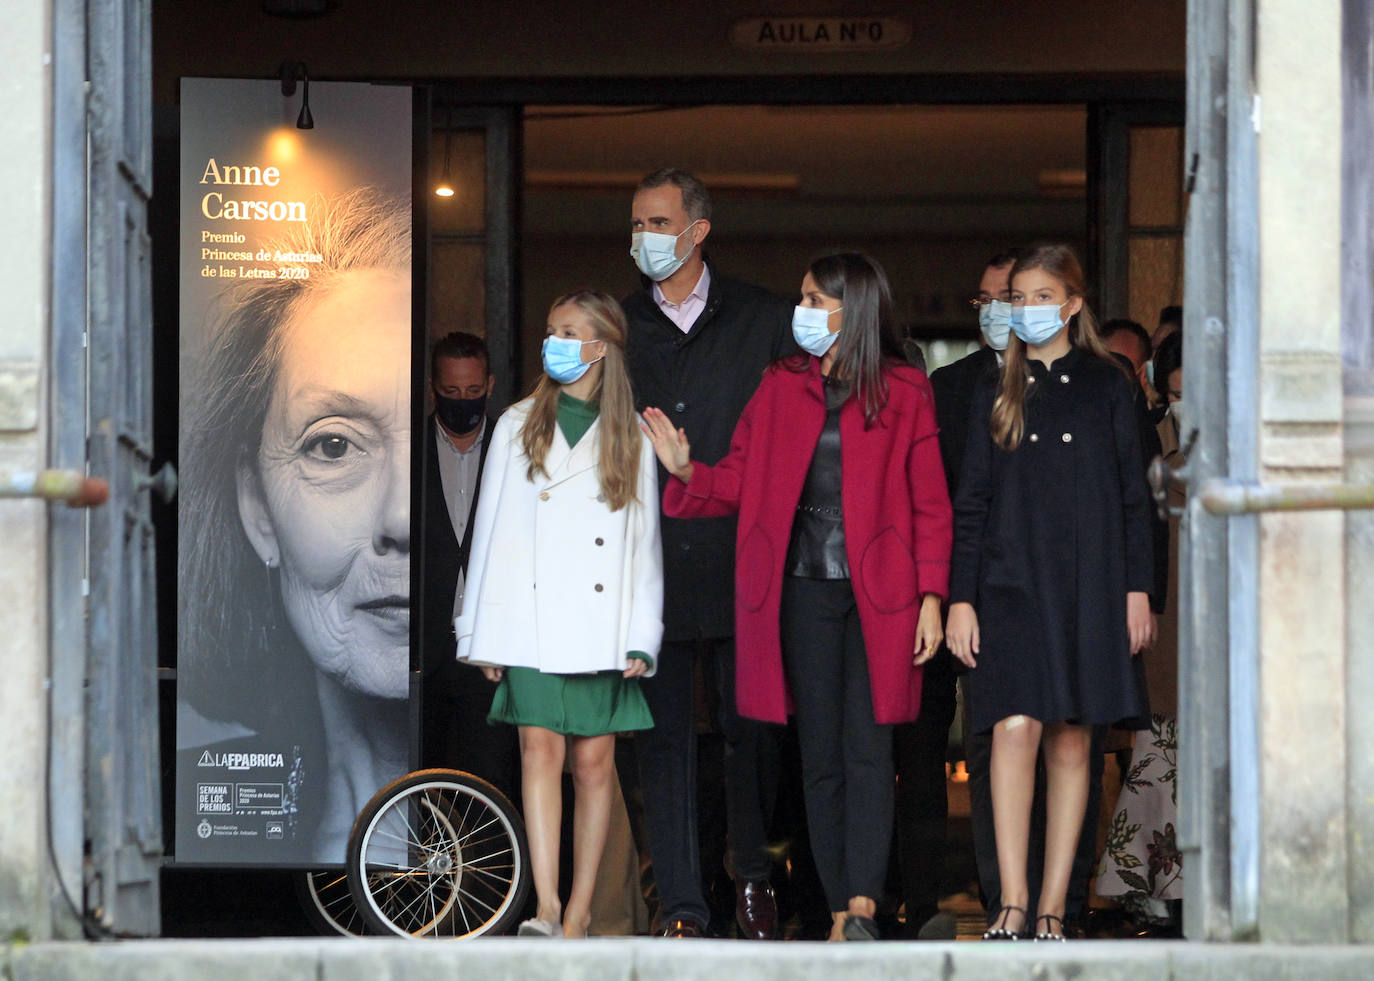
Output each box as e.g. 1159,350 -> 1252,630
279,61 -> 314,130
435,105 -> 455,198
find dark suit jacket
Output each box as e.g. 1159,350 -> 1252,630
623,262 -> 796,641
422,413 -> 495,688
929,345 -> 1000,502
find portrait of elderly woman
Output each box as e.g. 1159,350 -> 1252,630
177,187 -> 412,863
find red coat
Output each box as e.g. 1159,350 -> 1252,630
663,356 -> 953,724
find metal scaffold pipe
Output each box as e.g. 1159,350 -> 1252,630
0,470 -> 108,507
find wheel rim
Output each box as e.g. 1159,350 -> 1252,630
302,869 -> 371,936
356,779 -> 523,938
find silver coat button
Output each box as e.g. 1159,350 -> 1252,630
1029,433 -> 1039,443
1062,432 -> 1073,443
1060,373 -> 1070,383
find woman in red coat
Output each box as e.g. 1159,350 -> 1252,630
642,252 -> 952,942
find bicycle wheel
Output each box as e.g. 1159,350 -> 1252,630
347,768 -> 530,938
294,868 -> 373,936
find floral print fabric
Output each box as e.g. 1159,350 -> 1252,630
1097,714 -> 1181,921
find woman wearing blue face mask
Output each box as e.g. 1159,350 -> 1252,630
457,289 -> 664,938
642,252 -> 952,941
944,243 -> 1154,942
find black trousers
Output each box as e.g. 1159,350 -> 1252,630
780,577 -> 893,912
964,679 -> 1104,923
634,636 -> 779,928
421,670 -> 520,805
892,651 -> 958,932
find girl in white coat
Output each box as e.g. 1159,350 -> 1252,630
457,289 -> 663,938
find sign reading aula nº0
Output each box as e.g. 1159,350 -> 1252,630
730,15 -> 913,51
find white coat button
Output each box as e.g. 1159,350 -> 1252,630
1029,433 -> 1039,442
594,583 -> 604,592
539,491 -> 550,501
1060,374 -> 1070,383
1062,432 -> 1073,443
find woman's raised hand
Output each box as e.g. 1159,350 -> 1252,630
945,602 -> 980,669
641,407 -> 694,482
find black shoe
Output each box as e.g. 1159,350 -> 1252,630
1034,913 -> 1067,942
660,918 -> 704,938
841,914 -> 880,941
734,878 -> 778,940
982,905 -> 1026,941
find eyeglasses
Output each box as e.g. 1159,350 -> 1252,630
968,296 -> 1009,307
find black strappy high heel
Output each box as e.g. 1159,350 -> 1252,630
1034,913 -> 1067,941
982,905 -> 1026,940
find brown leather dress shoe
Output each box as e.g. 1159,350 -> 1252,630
660,918 -> 705,938
734,878 -> 778,940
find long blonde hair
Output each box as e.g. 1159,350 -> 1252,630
990,243 -> 1123,450
520,290 -> 641,511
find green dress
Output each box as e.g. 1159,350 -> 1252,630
486,392 -> 655,735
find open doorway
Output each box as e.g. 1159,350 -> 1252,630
518,103 -> 1088,385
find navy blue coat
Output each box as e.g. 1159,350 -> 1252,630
949,346 -> 1152,733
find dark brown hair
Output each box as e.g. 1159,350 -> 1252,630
804,251 -> 906,426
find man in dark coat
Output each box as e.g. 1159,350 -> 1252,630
623,168 -> 796,939
419,332 -> 517,798
1103,318 -> 1170,615
894,251 -> 1015,938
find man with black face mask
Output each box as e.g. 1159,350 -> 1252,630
421,331 -> 516,793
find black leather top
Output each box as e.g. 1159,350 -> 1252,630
786,377 -> 850,579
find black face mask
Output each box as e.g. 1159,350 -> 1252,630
435,393 -> 487,436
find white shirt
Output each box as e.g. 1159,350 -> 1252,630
436,416 -> 485,618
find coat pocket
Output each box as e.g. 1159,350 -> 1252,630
737,524 -> 774,612
859,526 -> 917,613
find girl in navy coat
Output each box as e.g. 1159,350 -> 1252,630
945,243 -> 1154,941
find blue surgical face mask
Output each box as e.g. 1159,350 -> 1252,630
1010,300 -> 1071,346
978,299 -> 1013,351
792,304 -> 843,357
542,335 -> 602,384
630,220 -> 701,282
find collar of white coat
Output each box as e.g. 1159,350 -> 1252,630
540,413 -> 602,490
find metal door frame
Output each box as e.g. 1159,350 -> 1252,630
1180,0 -> 1261,940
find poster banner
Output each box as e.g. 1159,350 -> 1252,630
176,78 -> 412,865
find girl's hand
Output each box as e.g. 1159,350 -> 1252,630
913,594 -> 944,665
480,665 -> 505,683
1127,591 -> 1155,655
623,659 -> 649,678
945,602 -> 980,669
641,407 -> 694,482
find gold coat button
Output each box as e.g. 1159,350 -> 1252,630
1062,432 -> 1073,443
539,491 -> 550,501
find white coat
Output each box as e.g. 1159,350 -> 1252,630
455,398 -> 664,675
